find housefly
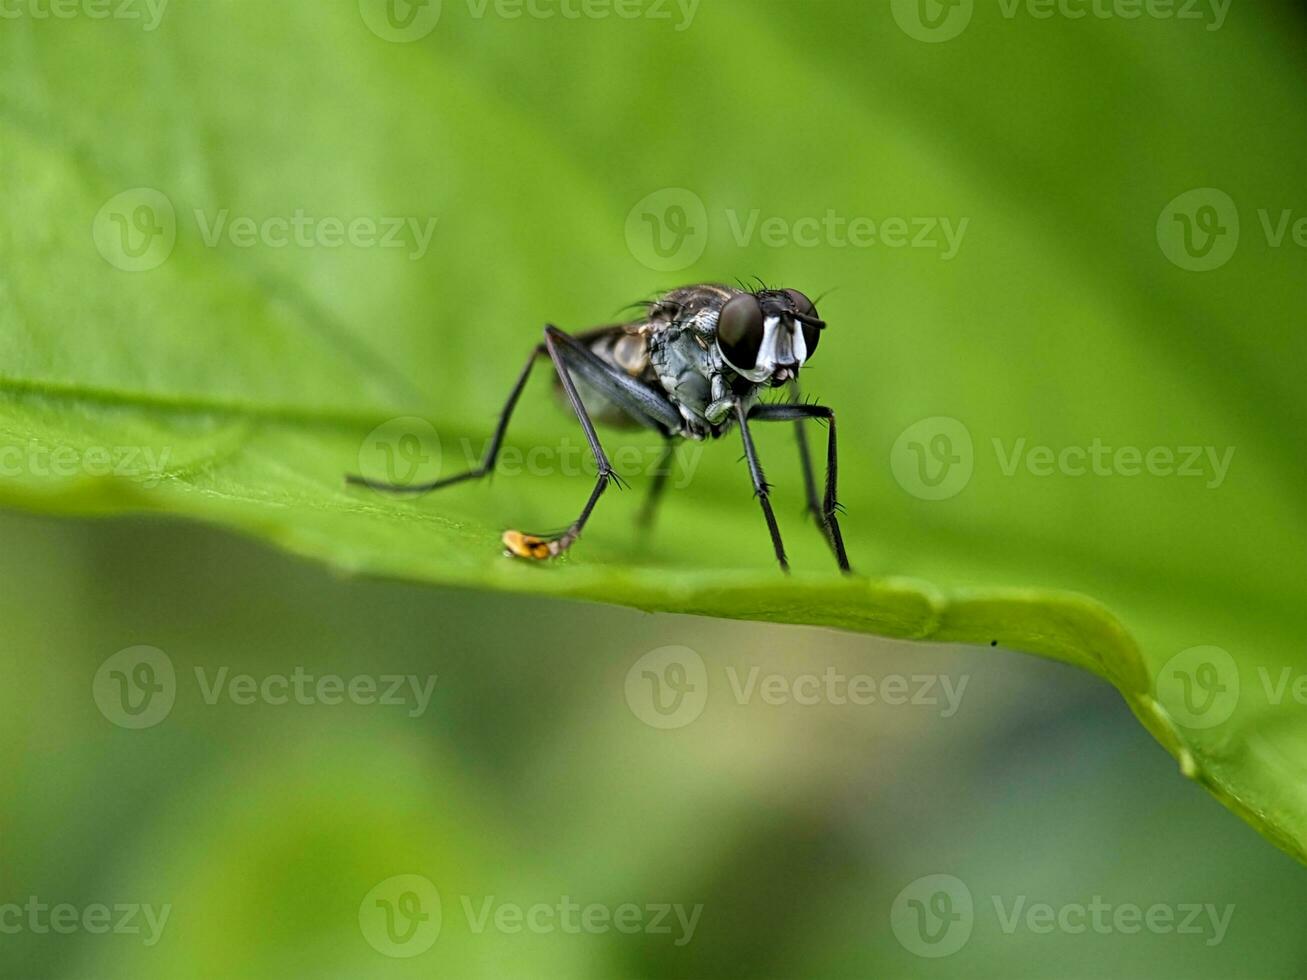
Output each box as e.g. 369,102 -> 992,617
347,283 -> 850,573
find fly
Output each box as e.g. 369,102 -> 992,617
347,283 -> 851,573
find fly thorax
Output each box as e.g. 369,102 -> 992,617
650,325 -> 715,423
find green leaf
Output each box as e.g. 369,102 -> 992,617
1,2 -> 1304,865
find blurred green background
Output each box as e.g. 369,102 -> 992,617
3,512 -> 1306,978
3,0 -> 1307,976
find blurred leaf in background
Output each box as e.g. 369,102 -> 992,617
4,513 -> 1307,979
1,0 -> 1306,976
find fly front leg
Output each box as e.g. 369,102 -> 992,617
503,325 -> 681,561
787,381 -> 830,537
734,401 -> 790,573
747,402 -> 851,573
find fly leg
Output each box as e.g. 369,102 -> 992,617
747,402 -> 851,573
503,325 -> 682,561
787,381 -> 846,565
346,342 -> 543,493
734,401 -> 790,574
788,382 -> 829,532
636,437 -> 677,532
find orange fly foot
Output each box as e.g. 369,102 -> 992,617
502,530 -> 561,561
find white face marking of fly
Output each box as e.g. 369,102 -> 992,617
735,315 -> 808,383
791,320 -> 808,363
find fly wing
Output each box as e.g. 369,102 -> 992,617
552,322 -> 670,432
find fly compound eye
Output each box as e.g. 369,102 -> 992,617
717,294 -> 766,371
784,288 -> 822,358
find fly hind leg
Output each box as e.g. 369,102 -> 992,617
636,437 -> 677,532
346,343 -> 543,493
502,325 -> 682,561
